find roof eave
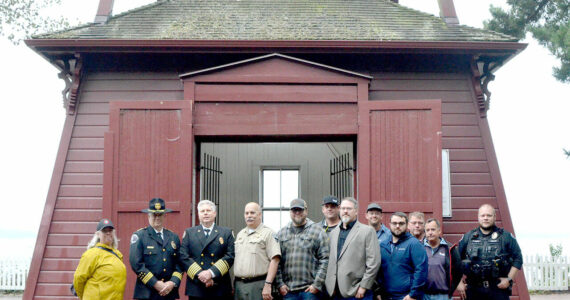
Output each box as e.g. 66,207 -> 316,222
25,39 -> 527,71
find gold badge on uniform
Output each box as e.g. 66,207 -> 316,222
219,237 -> 224,245
491,232 -> 498,239
155,202 -> 161,210
171,241 -> 177,249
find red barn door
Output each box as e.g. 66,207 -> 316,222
103,101 -> 193,299
358,100 -> 442,222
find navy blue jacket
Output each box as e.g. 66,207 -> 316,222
377,232 -> 428,300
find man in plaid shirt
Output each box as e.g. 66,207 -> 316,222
276,198 -> 329,300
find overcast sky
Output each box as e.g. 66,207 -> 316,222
0,0 -> 568,257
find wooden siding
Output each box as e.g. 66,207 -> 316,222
368,71 -> 495,243
26,58 -> 527,300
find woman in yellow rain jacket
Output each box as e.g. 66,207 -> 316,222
73,219 -> 126,299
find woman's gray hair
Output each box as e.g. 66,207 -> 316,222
197,199 -> 216,212
87,229 -> 119,249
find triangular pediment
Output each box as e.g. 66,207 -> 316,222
180,53 -> 371,84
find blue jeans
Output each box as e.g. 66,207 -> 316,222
283,290 -> 322,300
332,289 -> 373,300
423,294 -> 450,300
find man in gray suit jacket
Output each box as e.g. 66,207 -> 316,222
325,197 -> 381,300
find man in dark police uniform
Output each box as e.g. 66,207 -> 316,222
457,204 -> 523,300
130,198 -> 183,300
180,200 -> 235,300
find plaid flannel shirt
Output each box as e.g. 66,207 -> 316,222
275,219 -> 329,292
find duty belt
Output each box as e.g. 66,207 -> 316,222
235,274 -> 267,284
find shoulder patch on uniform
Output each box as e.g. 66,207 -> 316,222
131,234 -> 139,244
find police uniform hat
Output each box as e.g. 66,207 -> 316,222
366,203 -> 382,212
141,198 -> 173,213
97,218 -> 115,231
322,195 -> 339,206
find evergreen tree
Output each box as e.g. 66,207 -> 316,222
484,0 -> 570,83
0,0 -> 68,43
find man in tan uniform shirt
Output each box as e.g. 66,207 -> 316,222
234,202 -> 281,300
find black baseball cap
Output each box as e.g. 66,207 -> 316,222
322,195 -> 339,206
97,219 -> 114,231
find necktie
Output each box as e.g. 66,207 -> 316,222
158,232 -> 163,240
204,228 -> 210,237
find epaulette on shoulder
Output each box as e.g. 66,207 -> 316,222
136,227 -> 145,232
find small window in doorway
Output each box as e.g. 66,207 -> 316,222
261,169 -> 299,232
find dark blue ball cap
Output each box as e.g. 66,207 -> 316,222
322,195 -> 339,206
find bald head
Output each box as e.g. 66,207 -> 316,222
478,204 -> 496,231
244,202 -> 262,229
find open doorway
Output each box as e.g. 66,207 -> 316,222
199,142 -> 354,233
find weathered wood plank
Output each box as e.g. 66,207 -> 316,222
81,91 -> 184,102
82,79 -> 182,92
72,126 -> 108,138
46,233 -> 92,246
38,271 -> 74,283
442,114 -> 479,126
40,258 -> 79,271
450,161 -> 490,173
450,173 -> 492,185
69,138 -> 105,150
449,149 -> 487,161
66,150 -> 104,161
442,137 -> 484,149
55,197 -> 102,209
370,79 -> 470,91
63,162 -> 103,173
43,246 -> 85,258
369,91 -> 472,102
58,185 -> 103,197
442,125 -> 481,137
61,174 -> 103,185
75,114 -> 109,126
451,185 -> 496,197
451,197 -> 497,209
52,209 -> 102,222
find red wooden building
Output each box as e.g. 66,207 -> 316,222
24,0 -> 529,299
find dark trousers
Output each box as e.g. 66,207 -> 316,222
466,286 -> 510,300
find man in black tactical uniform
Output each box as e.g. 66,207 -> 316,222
457,204 -> 523,300
130,198 -> 183,300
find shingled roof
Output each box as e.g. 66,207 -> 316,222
36,0 -> 515,42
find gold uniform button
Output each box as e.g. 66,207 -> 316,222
201,254 -> 204,257
211,254 -> 214,257
164,269 -> 167,272
211,262 -> 214,265
163,258 -> 166,262
163,249 -> 166,252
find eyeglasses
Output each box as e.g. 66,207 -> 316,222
290,208 -> 305,213
390,222 -> 406,227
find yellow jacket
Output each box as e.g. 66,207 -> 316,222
73,243 -> 127,300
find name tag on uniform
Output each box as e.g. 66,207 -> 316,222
147,246 -> 155,249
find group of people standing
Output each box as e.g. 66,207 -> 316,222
73,196 -> 522,300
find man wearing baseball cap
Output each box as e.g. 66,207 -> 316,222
275,198 -> 329,299
365,203 -> 391,244
129,198 -> 183,300
320,195 -> 341,235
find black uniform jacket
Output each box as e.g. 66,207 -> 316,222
129,226 -> 183,299
458,225 -> 523,281
179,224 -> 235,298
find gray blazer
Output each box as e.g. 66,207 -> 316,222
325,221 -> 381,298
